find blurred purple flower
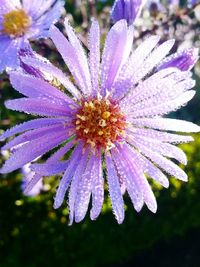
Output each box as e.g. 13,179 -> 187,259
1,19 -> 199,224
111,0 -> 145,25
187,0 -> 197,7
168,0 -> 179,6
157,48 -> 199,72
0,0 -> 64,73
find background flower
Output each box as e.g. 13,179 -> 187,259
0,0 -> 64,73
111,0 -> 145,25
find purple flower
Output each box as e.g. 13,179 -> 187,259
157,48 -> 199,72
0,0 -> 64,73
1,20 -> 199,224
111,0 -> 145,25
187,0 -> 197,7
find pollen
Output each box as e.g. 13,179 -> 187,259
3,9 -> 31,38
75,98 -> 126,149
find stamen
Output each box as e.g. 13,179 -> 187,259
75,97 -> 126,149
3,9 -> 31,38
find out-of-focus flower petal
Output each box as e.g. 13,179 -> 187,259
111,0 -> 145,25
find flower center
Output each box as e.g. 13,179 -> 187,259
75,98 -> 126,149
3,9 -> 31,37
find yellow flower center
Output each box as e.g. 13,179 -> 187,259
75,98 -> 126,150
3,9 -> 31,38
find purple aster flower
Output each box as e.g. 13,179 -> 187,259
1,20 -> 200,225
157,48 -> 199,72
0,0 -> 64,73
111,0 -> 145,25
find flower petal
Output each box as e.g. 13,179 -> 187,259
0,130 -> 68,173
105,153 -> 125,224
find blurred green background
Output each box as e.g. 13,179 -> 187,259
1,1 -> 200,267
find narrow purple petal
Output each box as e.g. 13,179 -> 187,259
133,143 -> 188,181
129,135 -> 187,165
50,24 -> 89,96
68,147 -> 90,225
90,152 -> 104,221
112,150 -> 144,212
88,20 -> 100,96
105,153 -> 125,224
120,145 -> 157,213
133,128 -> 194,144
132,39 -> 175,84
123,143 -> 169,188
5,98 -> 74,117
112,35 -> 160,99
131,118 -> 200,132
2,124 -> 67,150
53,143 -> 84,209
0,130 -> 68,174
101,20 -> 132,95
21,56 -> 81,99
9,72 -> 74,105
128,90 -> 195,118
0,118 -> 65,141
74,156 -> 95,223
64,20 -> 92,95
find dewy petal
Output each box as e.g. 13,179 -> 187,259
90,151 -> 104,221
133,142 -> 188,181
112,35 -> 160,99
128,135 -> 187,165
128,90 -> 195,118
50,24 -> 90,96
9,72 -> 75,105
121,145 -> 157,213
132,39 -> 175,84
0,129 -> 68,174
68,147 -> 90,225
88,20 -> 100,96
21,56 -> 81,100
123,143 -> 169,188
127,78 -> 195,114
0,118 -> 66,141
74,156 -> 95,222
5,98 -> 74,117
120,68 -> 182,109
101,20 -> 132,96
53,143 -> 84,209
133,128 -> 194,144
112,149 -> 144,212
30,141 -> 74,176
157,48 -> 199,71
32,162 -> 69,176
2,124 -> 67,150
131,118 -> 200,132
105,153 -> 125,224
64,19 -> 92,95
